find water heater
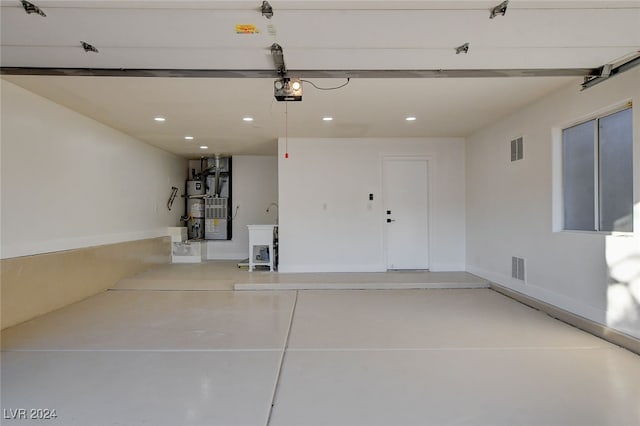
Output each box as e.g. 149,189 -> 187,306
185,155 -> 232,240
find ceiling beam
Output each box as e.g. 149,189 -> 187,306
0,67 -> 596,78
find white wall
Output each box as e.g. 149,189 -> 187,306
278,137 -> 466,272
466,67 -> 640,339
0,80 -> 186,259
206,155 -> 278,260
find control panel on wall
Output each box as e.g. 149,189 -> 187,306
184,155 -> 233,240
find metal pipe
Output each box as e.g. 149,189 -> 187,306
266,202 -> 278,225
214,154 -> 221,197
266,202 -> 278,213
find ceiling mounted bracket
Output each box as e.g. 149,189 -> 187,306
20,0 -> 46,17
270,43 -> 287,77
490,0 -> 508,19
455,43 -> 470,55
261,1 -> 273,19
581,53 -> 640,91
599,64 -> 613,78
80,41 -> 99,53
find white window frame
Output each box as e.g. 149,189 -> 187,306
552,101 -> 634,234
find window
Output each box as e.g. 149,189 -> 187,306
562,106 -> 633,232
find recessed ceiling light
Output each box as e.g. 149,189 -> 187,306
199,146 -> 208,150
154,117 -> 166,122
405,116 -> 417,121
242,117 -> 254,122
184,136 -> 194,140
322,117 -> 333,121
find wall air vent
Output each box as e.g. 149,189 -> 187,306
510,136 -> 524,161
512,256 -> 525,281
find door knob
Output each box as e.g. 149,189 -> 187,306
386,218 -> 396,223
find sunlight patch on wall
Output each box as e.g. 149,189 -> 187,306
606,203 -> 640,338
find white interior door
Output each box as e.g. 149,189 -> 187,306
383,158 -> 429,270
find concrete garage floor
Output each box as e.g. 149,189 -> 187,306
2,261 -> 639,425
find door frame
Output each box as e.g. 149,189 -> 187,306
380,155 -> 433,270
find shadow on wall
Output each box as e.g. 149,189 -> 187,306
606,203 -> 640,339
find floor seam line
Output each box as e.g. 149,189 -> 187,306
107,289 -> 239,292
0,348 -> 284,353
283,346 -> 606,352
266,290 -> 298,426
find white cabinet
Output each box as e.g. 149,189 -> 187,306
247,225 -> 277,271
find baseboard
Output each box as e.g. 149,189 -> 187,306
235,281 -> 490,291
429,264 -> 467,272
277,264 -> 387,273
278,264 -> 467,273
466,266 -> 607,324
486,280 -> 640,356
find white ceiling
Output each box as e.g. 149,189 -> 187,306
1,0 -> 639,157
